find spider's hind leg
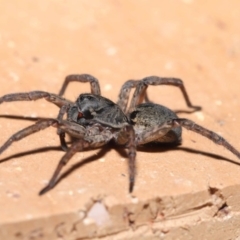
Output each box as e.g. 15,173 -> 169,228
169,118 -> 240,159
135,121 -> 182,146
129,76 -> 201,113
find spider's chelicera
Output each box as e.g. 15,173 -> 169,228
0,74 -> 239,195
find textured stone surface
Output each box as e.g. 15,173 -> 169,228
0,0 -> 240,239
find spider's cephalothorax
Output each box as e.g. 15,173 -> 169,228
0,74 -> 240,195
68,93 -> 129,127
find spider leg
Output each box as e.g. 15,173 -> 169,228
58,74 -> 101,96
115,124 -> 137,193
135,121 -> 178,145
0,119 -> 57,155
169,118 -> 240,159
0,118 -> 86,156
0,91 -> 72,108
0,91 -> 75,151
39,126 -> 113,195
56,104 -> 71,151
136,117 -> 240,160
117,80 -> 141,113
129,76 -> 201,113
55,120 -> 86,138
39,139 -> 87,195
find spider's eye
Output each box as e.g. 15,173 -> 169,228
78,112 -> 83,119
79,95 -> 94,101
79,95 -> 84,101
86,95 -> 94,100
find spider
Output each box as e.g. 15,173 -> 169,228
0,74 -> 239,195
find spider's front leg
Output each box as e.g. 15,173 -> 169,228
39,139 -> 88,195
0,118 -> 86,157
115,124 -> 137,193
0,91 -> 72,108
0,91 -> 75,151
56,104 -> 72,151
0,119 -> 58,155
39,124 -> 114,195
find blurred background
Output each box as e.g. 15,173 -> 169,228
1,0 -> 239,112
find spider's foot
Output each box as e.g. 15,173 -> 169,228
192,105 -> 202,111
39,184 -> 54,195
129,180 -> 134,193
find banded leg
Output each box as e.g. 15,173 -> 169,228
58,74 -> 101,96
39,130 -> 113,195
135,121 -> 177,145
0,118 -> 87,156
40,123 -> 137,195
125,125 -> 137,193
136,118 -> 240,160
117,80 -> 141,113
0,91 -> 72,108
115,123 -> 137,192
56,104 -> 71,151
129,76 -> 201,113
0,119 -> 57,155
169,118 -> 240,159
39,139 -> 88,195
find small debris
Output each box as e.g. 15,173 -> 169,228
99,158 -> 105,162
131,196 -> 139,204
83,217 -> 95,225
15,166 -> 22,172
194,111 -> 205,121
215,100 -> 222,106
8,72 -> 19,82
6,190 -> 20,199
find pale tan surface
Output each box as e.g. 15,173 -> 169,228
0,1 -> 240,239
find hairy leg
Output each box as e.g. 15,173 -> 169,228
0,91 -> 72,108
117,80 -> 141,113
125,125 -> 137,193
56,104 -> 71,151
0,118 -> 86,156
39,128 -> 113,195
170,118 -> 240,159
135,122 -> 176,145
58,74 -> 101,96
39,139 -> 87,195
0,119 -> 57,155
136,117 -> 240,159
115,124 -> 137,193
129,76 -> 201,113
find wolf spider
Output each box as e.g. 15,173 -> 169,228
0,74 -> 239,195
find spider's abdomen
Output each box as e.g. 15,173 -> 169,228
129,103 -> 182,144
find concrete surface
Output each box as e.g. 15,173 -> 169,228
0,0 -> 240,239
